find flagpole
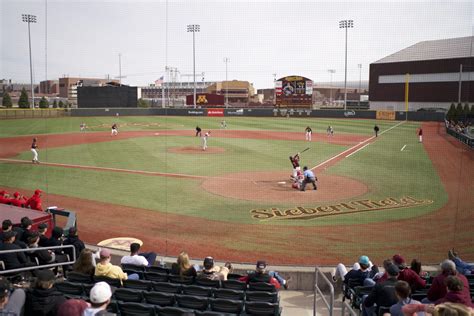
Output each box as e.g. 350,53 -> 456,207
405,73 -> 409,121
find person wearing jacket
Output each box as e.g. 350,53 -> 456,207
25,270 -> 66,316
95,249 -> 139,282
426,259 -> 471,303
435,275 -> 474,307
363,264 -> 399,316
25,189 -> 43,211
62,227 -> 85,261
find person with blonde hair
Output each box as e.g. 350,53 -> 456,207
72,249 -> 96,277
171,252 -> 198,277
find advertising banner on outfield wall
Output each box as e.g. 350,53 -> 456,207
207,108 -> 224,117
376,110 -> 396,120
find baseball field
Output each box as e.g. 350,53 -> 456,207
0,115 -> 472,266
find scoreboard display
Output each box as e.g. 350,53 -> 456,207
275,76 -> 313,107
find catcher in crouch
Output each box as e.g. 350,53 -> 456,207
289,152 -> 301,180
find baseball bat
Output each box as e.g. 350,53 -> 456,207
300,147 -> 310,154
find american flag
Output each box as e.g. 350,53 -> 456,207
155,76 -> 164,87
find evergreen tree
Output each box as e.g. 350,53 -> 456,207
2,92 -> 12,108
18,88 -> 30,108
39,97 -> 48,109
463,103 -> 470,122
137,98 -> 149,108
446,103 -> 456,121
52,100 -> 58,108
58,100 -> 64,108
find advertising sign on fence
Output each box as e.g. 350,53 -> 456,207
207,108 -> 224,117
376,110 -> 396,120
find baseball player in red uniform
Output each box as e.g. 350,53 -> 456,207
26,189 -> 43,211
8,192 -> 27,208
289,152 -> 301,179
0,190 -> 10,204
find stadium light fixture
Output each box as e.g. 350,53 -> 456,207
328,69 -> 336,104
22,14 -> 37,108
339,19 -> 354,110
187,24 -> 200,108
223,57 -> 230,106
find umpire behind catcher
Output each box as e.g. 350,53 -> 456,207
300,166 -> 317,191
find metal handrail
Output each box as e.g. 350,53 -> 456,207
0,244 -> 76,274
341,300 -> 358,316
313,266 -> 334,316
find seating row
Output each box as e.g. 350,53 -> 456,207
67,272 -> 277,292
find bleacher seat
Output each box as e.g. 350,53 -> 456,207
114,288 -> 144,303
245,301 -> 281,316
67,271 -> 93,283
146,266 -> 170,274
118,301 -> 155,316
54,281 -> 84,296
248,282 -> 276,293
221,280 -> 247,291
124,279 -> 153,291
227,273 -> 244,280
195,277 -> 220,288
246,291 -> 279,303
176,294 -> 209,311
145,272 -> 169,283
155,306 -> 196,316
143,291 -> 176,307
169,274 -> 194,285
212,288 -> 245,301
182,285 -> 213,297
195,311 -> 235,316
153,282 -> 182,294
94,275 -> 122,288
122,263 -> 146,271
209,298 -> 244,314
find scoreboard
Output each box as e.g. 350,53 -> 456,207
275,76 -> 313,107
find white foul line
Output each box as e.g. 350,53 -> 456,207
401,145 -> 407,151
346,143 -> 370,158
310,120 -> 406,171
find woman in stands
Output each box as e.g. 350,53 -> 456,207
72,249 -> 96,277
171,252 -> 198,277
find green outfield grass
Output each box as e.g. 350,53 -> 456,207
0,116 -> 446,227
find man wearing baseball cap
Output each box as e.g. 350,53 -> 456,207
197,256 -> 231,281
8,192 -> 27,208
26,189 -> 43,211
239,260 -> 288,290
0,191 -> 10,205
363,263 -> 400,316
83,282 -> 112,316
0,277 -> 26,315
332,255 -> 378,287
0,231 -> 34,270
392,254 -> 426,292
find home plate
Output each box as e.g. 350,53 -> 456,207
278,181 -> 286,185
154,133 -> 160,135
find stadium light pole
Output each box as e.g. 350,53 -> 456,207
358,64 -> 362,107
22,14 -> 37,108
223,57 -> 230,107
187,24 -> 200,108
339,19 -> 353,110
327,69 -> 336,104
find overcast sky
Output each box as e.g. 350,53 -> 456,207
1,0 -> 473,89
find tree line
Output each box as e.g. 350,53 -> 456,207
1,88 -> 69,109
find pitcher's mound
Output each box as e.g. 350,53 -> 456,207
168,146 -> 225,154
201,171 -> 368,203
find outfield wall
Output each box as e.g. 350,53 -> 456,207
69,108 -> 445,121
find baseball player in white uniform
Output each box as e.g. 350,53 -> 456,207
305,126 -> 312,141
111,123 -> 118,136
31,138 -> 39,163
202,131 -> 211,150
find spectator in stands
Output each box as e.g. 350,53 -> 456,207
83,282 -> 112,316
57,299 -> 90,316
171,251 -> 198,277
120,242 -> 156,267
45,227 -> 64,254
38,223 -> 49,247
73,249 -> 96,277
426,259 -> 471,304
374,258 -> 393,284
13,217 -> 33,244
95,249 -> 139,281
197,257 -> 231,281
25,189 -> 43,211
389,280 -> 421,316
25,270 -> 66,316
0,277 -> 26,316
0,219 -> 13,242
239,260 -> 288,290
0,191 -> 9,205
392,254 -> 426,292
363,263 -> 399,316
8,192 -> 27,208
26,231 -> 55,265
449,249 -> 474,276
435,276 -> 474,307
0,231 -> 34,270
332,255 -> 378,287
62,227 -> 85,261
